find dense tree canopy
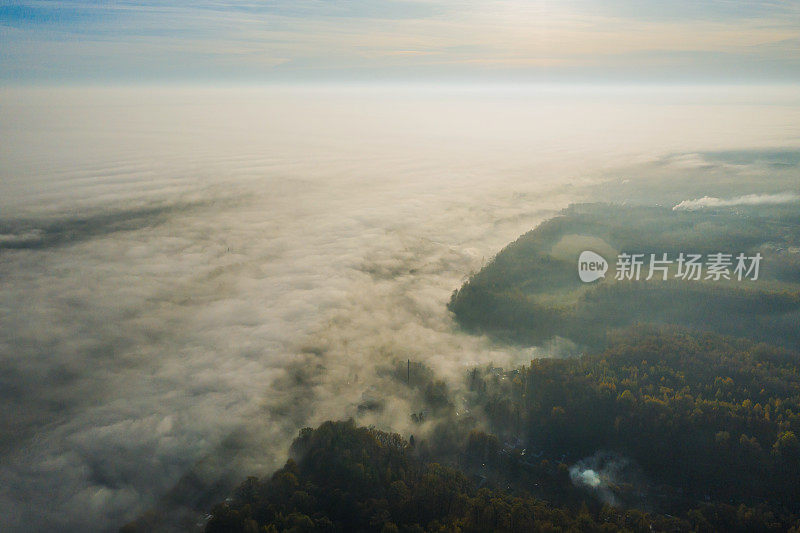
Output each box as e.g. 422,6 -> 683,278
204,329 -> 800,532
448,204 -> 800,349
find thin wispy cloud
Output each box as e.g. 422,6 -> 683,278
1,0 -> 799,82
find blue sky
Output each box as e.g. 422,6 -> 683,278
1,0 -> 799,84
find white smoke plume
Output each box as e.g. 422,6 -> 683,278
672,192 -> 799,210
569,452 -> 634,507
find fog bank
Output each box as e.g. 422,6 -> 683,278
1,85 -> 799,531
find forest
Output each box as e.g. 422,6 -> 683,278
196,328 -> 800,532
166,203 -> 800,532
448,203 -> 800,349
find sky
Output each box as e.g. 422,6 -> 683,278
1,0 -> 800,84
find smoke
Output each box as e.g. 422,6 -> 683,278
569,452 -> 634,507
1,85 -> 799,531
672,192 -> 799,210
572,468 -> 602,488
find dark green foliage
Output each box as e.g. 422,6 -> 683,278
204,332 -> 800,532
206,413 -> 800,532
448,203 -> 800,349
206,421 -> 693,532
468,328 -> 800,517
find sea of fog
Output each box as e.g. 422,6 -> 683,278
1,84 -> 799,531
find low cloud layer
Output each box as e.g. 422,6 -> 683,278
1,86 -> 799,531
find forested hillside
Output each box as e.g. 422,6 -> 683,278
193,204 -> 800,533
204,418 -> 795,533
448,203 -> 800,349
199,329 -> 800,532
